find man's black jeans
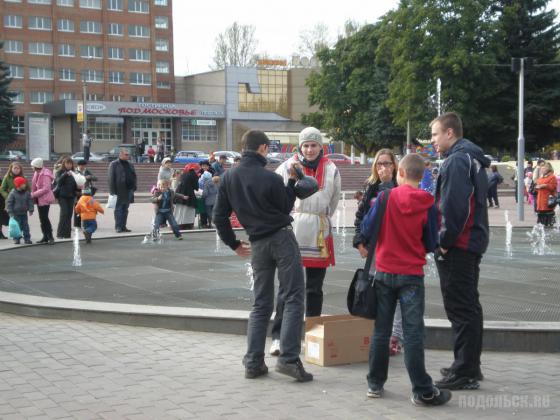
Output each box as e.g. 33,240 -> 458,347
435,247 -> 483,378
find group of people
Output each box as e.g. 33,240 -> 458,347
523,159 -> 559,226
214,113 -> 488,408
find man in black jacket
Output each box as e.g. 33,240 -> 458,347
214,130 -> 312,382
431,112 -> 490,391
108,148 -> 137,233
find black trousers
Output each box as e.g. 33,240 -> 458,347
38,205 -> 53,239
271,266 -> 327,340
57,197 -> 75,238
435,247 -> 483,378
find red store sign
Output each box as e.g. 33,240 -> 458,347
118,107 -> 202,116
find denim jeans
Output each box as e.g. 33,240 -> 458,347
367,272 -> 433,395
114,190 -> 133,231
154,211 -> 181,237
243,227 -> 305,369
13,214 -> 30,241
435,247 -> 483,377
82,220 -> 97,234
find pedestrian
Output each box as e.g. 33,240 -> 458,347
532,159 -> 545,212
431,112 -> 489,390
174,163 -> 199,230
108,148 -> 137,233
136,140 -> 145,163
361,153 -> 450,406
147,146 -> 156,163
156,138 -> 165,163
74,187 -> 104,244
353,149 -> 403,356
82,130 -> 92,162
54,157 -> 79,239
524,171 -> 534,204
269,127 -> 341,356
158,157 -> 174,183
534,162 -> 557,227
30,158 -> 55,244
202,176 -> 219,228
0,169 -> 8,240
151,179 -> 184,240
214,129 -> 313,382
74,160 -> 98,228
487,165 -> 503,208
1,162 -> 25,239
6,176 -> 34,245
212,155 -> 227,176
233,156 -> 241,167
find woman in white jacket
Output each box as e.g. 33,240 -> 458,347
269,127 -> 341,355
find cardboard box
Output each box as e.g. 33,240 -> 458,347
304,315 -> 374,366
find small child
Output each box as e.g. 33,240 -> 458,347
74,187 -> 104,244
202,176 -> 219,228
361,153 -> 450,406
151,179 -> 185,240
524,172 -> 534,205
6,176 -> 34,245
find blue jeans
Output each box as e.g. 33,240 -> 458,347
154,211 -> 181,237
114,190 -> 133,231
13,214 -> 30,241
82,220 -> 97,234
368,272 -> 433,395
244,227 -> 305,369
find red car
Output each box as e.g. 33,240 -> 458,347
325,153 -> 360,164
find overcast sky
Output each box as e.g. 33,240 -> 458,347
172,0 -> 560,76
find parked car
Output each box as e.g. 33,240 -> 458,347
103,144 -> 139,162
174,150 -> 210,164
213,150 -> 242,164
71,152 -> 109,162
324,153 -> 360,164
268,152 -> 295,162
0,150 -> 27,161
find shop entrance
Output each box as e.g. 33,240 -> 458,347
131,118 -> 173,153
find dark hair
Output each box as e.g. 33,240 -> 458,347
242,130 -> 270,152
491,165 -> 498,172
399,153 -> 425,181
430,112 -> 463,139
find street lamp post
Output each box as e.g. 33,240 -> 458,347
515,58 -> 525,221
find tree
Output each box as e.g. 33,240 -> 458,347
212,22 -> 258,70
304,24 -> 404,154
0,42 -> 15,152
297,22 -> 331,57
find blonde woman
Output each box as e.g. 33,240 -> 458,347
535,162 -> 557,226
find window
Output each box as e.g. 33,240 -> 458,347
4,15 -> 23,28
109,71 -> 124,84
131,96 -> 149,102
108,47 -> 123,60
81,69 -> 103,83
129,48 -> 150,61
79,0 -> 100,8
57,0 -> 74,6
29,16 -> 52,30
110,95 -> 122,101
154,16 -> 168,29
128,25 -> 149,38
157,81 -> 170,89
29,0 -> 51,4
155,39 -> 168,52
130,72 -> 151,85
30,92 -> 53,104
12,116 -> 25,135
5,0 -> 22,3
5,40 -> 23,53
59,68 -> 76,81
58,43 -> 75,57
156,61 -> 169,74
107,0 -> 122,10
154,0 -> 168,5
80,45 -> 102,58
86,93 -> 103,100
60,92 -> 76,100
87,115 -> 123,140
8,65 -> 24,79
11,91 -> 24,104
57,19 -> 75,32
128,0 -> 148,13
29,42 -> 53,55
108,23 -> 123,36
182,119 -> 218,142
30,67 -> 54,80
80,20 -> 102,34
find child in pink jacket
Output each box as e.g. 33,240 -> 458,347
31,158 -> 56,244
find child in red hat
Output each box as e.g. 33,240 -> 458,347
6,177 -> 34,244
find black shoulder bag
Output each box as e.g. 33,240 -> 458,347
347,190 -> 391,319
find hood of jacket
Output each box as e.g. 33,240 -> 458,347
390,184 -> 434,217
445,138 -> 491,168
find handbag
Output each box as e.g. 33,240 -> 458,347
8,217 -> 21,239
106,194 -> 117,209
547,193 -> 558,209
347,190 -> 391,319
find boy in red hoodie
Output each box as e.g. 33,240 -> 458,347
361,153 -> 450,406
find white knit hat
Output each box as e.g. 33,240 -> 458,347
31,158 -> 44,169
299,127 -> 323,146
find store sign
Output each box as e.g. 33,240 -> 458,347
77,102 -> 83,123
192,119 -> 216,126
87,103 -> 106,112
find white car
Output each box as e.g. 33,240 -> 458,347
213,150 -> 241,164
71,152 -> 108,162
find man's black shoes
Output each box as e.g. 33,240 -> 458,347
440,367 -> 484,381
275,359 -> 313,382
245,362 -> 268,379
411,387 -> 452,406
436,373 -> 480,390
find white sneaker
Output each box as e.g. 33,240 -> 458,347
269,339 -> 280,356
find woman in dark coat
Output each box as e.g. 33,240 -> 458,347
54,157 -> 79,238
174,163 -> 200,230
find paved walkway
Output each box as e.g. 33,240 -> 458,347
0,312 -> 558,419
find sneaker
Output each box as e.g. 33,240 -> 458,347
269,339 -> 280,356
275,359 -> 313,382
122,228 -> 131,232
411,386 -> 452,406
366,387 -> 384,398
435,373 -> 480,390
14,238 -> 21,245
440,367 -> 484,381
176,235 -> 183,240
24,240 -> 33,245
245,362 -> 268,379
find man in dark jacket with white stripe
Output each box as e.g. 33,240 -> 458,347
213,129 -> 313,383
431,112 -> 490,391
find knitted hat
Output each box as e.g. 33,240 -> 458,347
161,157 -> 172,165
299,127 -> 323,147
31,158 -> 44,169
183,163 -> 201,174
14,176 -> 26,189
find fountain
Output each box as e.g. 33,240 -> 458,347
527,224 -> 553,256
142,217 -> 163,244
244,262 -> 254,291
335,209 -> 341,234
215,230 -> 222,253
72,227 -> 82,267
504,210 -> 513,258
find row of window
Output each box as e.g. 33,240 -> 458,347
10,89 -> 170,104
10,66 -> 170,82
4,0 -> 168,10
3,16 -> 169,31
4,40 -> 169,56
